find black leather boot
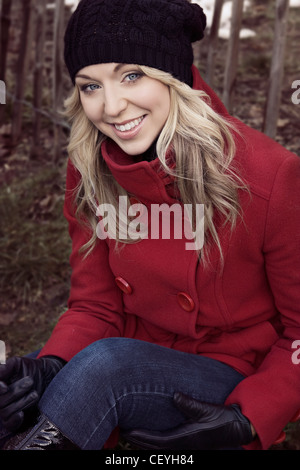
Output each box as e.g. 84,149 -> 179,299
2,414 -> 79,450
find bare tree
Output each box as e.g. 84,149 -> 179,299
31,0 -> 47,157
206,0 -> 224,86
222,0 -> 244,112
0,0 -> 12,122
263,0 -> 290,139
11,0 -> 34,145
53,0 -> 65,162
0,0 -> 12,78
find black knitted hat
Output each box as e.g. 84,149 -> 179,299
64,0 -> 206,86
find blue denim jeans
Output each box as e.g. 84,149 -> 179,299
37,338 -> 245,450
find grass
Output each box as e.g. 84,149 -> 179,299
0,166 -> 69,301
0,162 -> 71,356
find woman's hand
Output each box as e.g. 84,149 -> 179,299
0,356 -> 65,432
123,392 -> 254,450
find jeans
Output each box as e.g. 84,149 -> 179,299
37,337 -> 245,450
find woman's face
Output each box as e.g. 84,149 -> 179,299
75,63 -> 171,156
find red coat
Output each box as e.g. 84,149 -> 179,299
39,66 -> 300,450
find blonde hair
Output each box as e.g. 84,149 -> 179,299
64,65 -> 246,263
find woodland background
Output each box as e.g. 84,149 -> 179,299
0,0 -> 299,450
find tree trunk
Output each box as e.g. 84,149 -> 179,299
31,0 -> 47,158
206,0 -> 224,86
0,0 -> 13,122
53,0 -> 65,162
0,0 -> 12,78
11,0 -> 34,145
263,0 -> 289,139
222,0 -> 244,112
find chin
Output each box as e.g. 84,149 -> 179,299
115,139 -> 156,156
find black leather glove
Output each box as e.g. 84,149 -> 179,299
123,392 -> 254,450
0,356 -> 65,432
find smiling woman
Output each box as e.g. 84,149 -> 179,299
1,0 -> 300,453
75,63 -> 171,156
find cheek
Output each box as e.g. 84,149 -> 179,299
81,99 -> 103,123
138,83 -> 170,115
162,94 -> 171,119
155,96 -> 170,126
153,89 -> 170,121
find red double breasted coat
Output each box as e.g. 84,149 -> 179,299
39,66 -> 300,450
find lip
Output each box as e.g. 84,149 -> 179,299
110,115 -> 146,140
113,116 -> 144,126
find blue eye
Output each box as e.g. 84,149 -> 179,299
80,83 -> 100,93
124,73 -> 142,82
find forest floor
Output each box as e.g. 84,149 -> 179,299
0,0 -> 299,450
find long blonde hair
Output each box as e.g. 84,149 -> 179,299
64,65 -> 246,262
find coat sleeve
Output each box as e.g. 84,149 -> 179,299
225,153 -> 300,450
38,159 -> 125,362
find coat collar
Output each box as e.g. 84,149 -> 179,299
101,138 -> 177,204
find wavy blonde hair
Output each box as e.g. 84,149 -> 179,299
64,65 -> 246,263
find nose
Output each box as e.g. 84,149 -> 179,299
102,85 -> 127,118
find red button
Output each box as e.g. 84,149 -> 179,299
177,292 -> 195,312
115,277 -> 132,294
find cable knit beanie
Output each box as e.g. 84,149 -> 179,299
64,0 -> 206,86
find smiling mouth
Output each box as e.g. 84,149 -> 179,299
114,116 -> 145,132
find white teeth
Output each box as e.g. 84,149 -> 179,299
115,116 -> 144,132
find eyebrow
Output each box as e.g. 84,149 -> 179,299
75,63 -> 130,81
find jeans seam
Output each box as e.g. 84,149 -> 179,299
83,390 -> 173,449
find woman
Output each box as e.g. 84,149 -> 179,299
0,0 -> 300,451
